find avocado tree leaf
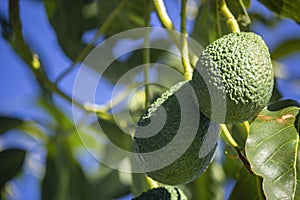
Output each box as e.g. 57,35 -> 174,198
191,0 -> 222,47
42,141 -> 90,200
187,162 -> 225,200
258,0 -> 300,24
91,169 -> 130,199
95,0 -> 145,37
271,39 -> 300,60
245,102 -> 300,199
0,149 -> 26,190
229,167 -> 265,200
44,0 -> 96,59
131,173 -> 151,198
0,116 -> 23,134
227,0 -> 251,28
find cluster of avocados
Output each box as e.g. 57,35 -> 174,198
133,32 -> 274,196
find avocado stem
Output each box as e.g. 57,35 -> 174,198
180,0 -> 193,80
221,124 -> 253,173
153,0 -> 175,30
218,0 -> 241,33
144,0 -> 151,108
221,124 -> 239,147
146,176 -> 159,189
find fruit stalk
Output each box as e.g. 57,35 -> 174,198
218,0 -> 240,33
180,0 -> 193,80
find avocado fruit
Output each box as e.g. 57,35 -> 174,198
133,186 -> 188,200
134,81 -> 219,185
191,32 -> 274,124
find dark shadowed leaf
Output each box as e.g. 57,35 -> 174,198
258,0 -> 300,24
95,0 -> 146,37
91,168 -> 130,199
229,167 -> 265,200
271,39 -> 300,60
269,80 -> 282,103
0,149 -> 26,190
227,0 -> 251,28
42,140 -> 90,200
44,0 -> 95,59
191,0 -> 250,46
245,101 -> 300,199
223,155 -> 243,178
100,48 -> 167,84
187,163 -> 225,200
191,0 -> 222,47
0,116 -> 23,134
97,116 -> 133,152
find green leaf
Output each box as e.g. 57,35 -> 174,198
0,149 -> 26,190
229,167 -> 265,200
42,140 -> 90,200
227,0 -> 251,28
258,0 -> 300,24
269,80 -> 282,103
100,48 -> 167,84
191,0 -> 222,47
91,168 -> 130,199
245,101 -> 300,199
191,0 -> 250,46
95,0 -> 145,37
97,116 -> 133,152
187,162 -> 225,200
271,39 -> 300,60
131,173 -> 151,197
0,116 -> 23,134
44,0 -> 95,59
223,154 -> 243,178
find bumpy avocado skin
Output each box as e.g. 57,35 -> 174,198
133,186 -> 188,200
191,32 -> 274,124
134,81 -> 219,185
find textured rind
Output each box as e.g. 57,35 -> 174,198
191,32 -> 274,124
133,186 -> 188,200
134,81 -> 219,185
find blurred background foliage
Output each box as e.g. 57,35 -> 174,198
0,0 -> 300,199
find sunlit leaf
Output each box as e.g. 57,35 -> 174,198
245,101 -> 300,199
42,140 -> 90,200
229,167 -> 265,200
0,149 -> 26,190
258,0 -> 300,24
0,116 -> 23,134
271,39 -> 300,60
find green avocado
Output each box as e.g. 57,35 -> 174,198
134,81 -> 219,185
133,186 -> 188,200
191,32 -> 274,124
